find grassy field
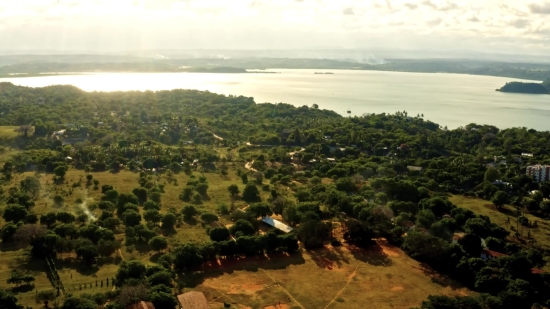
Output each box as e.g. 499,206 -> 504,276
0,163 -> 294,307
0,126 -> 23,139
183,241 -> 471,309
449,195 -> 550,252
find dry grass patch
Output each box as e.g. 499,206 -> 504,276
185,242 -> 471,309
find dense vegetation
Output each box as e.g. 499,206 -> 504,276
2,82 -> 550,308
497,81 -> 550,94
2,57 -> 550,81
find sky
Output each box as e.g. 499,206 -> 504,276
1,0 -> 549,55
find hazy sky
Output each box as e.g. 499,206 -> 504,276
1,0 -> 549,54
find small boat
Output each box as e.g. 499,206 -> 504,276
347,110 -> 351,114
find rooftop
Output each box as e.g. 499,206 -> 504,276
127,301 -> 155,309
177,291 -> 210,309
262,216 -> 293,233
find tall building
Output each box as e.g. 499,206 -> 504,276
526,165 -> 550,182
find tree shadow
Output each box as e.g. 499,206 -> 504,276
306,247 -> 349,269
419,263 -> 465,290
55,258 -> 99,276
347,244 -> 392,267
0,242 -> 21,252
11,284 -> 34,294
180,252 -> 306,288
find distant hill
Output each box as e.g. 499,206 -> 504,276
497,81 -> 549,94
185,67 -> 248,73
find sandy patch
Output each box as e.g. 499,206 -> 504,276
227,284 -> 265,295
264,304 -> 289,309
390,286 -> 404,292
380,245 -> 400,257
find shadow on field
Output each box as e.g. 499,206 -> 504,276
55,258 -> 99,276
307,247 -> 349,269
179,252 -> 306,288
348,244 -> 392,267
420,263 -> 464,290
0,242 -> 21,252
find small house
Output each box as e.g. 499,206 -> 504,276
127,301 -> 155,309
407,166 -> 423,172
480,249 -> 507,261
262,216 -> 293,233
177,291 -> 210,309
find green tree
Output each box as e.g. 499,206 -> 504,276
161,213 -> 177,230
415,209 -> 436,228
54,165 -> 67,179
210,227 -> 230,241
200,213 -> 218,224
0,288 -> 22,309
491,191 -> 509,209
3,204 -> 28,222
143,209 -> 162,225
227,184 -> 240,197
76,245 -> 99,265
19,176 -> 41,199
123,210 -> 142,227
182,205 -> 198,220
148,236 -> 168,253
229,219 -> 255,236
246,202 -> 273,218
242,183 -> 261,203
484,167 -> 500,182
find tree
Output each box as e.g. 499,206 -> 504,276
144,209 -> 162,225
148,236 -> 168,253
416,209 -> 436,228
172,243 -> 204,271
196,182 -> 209,197
132,188 -> 148,205
241,173 -> 248,184
182,205 -> 198,220
161,213 -> 176,230
123,210 -> 142,227
54,165 -> 67,179
242,183 -> 261,203
229,219 -> 255,236
143,200 -> 160,211
115,260 -> 146,285
491,191 -> 509,209
246,202 -> 273,218
36,290 -> 56,308
343,220 -> 374,247
19,176 -> 41,199
150,291 -> 177,309
3,204 -> 28,222
98,239 -> 120,257
402,231 -> 449,263
200,213 -> 218,224
210,227 -> 230,241
459,234 -> 483,257
76,245 -> 99,265
484,167 -> 500,182
56,212 -> 76,223
227,184 -> 240,197
1,223 -> 18,242
0,289 -> 22,309
62,296 -> 97,309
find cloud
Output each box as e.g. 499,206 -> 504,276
510,19 -> 529,29
342,7 -> 354,15
404,3 -> 418,10
422,0 -> 459,11
528,2 -> 550,14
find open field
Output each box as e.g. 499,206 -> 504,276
184,241 -> 471,309
449,195 -> 550,252
0,126 -> 23,139
0,164 -> 297,308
